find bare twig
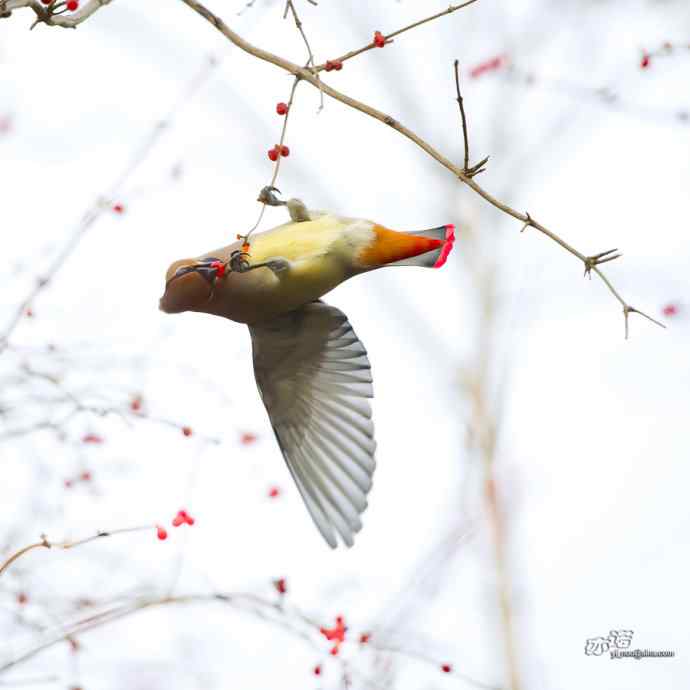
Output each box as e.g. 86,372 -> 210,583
244,76 -> 302,241
315,0 -> 480,71
0,526 -> 156,578
0,590 -> 494,689
2,0 -> 113,28
284,0 -> 323,111
454,60 -> 489,177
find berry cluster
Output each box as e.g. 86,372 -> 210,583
209,259 -> 226,278
172,509 -> 195,527
268,145 -> 290,161
324,59 -> 343,72
41,0 -> 79,9
320,615 -> 347,656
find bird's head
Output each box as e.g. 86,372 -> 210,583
159,256 -> 226,314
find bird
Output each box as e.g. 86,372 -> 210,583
160,191 -> 455,548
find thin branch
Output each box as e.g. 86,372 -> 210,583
284,0 -> 314,66
0,591 -> 495,690
2,0 -> 113,28
315,0 -> 480,71
456,60 -> 471,171
244,76 -> 301,240
177,0 -> 662,337
283,0 -> 324,110
454,60 -> 489,177
0,526 -> 157,578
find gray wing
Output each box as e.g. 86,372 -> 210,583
249,301 -> 376,548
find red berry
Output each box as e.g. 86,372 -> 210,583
374,31 -> 386,48
210,260 -> 225,278
25,308 -> 33,318
280,145 -> 290,157
274,577 -> 287,594
641,54 -> 650,68
330,645 -> 339,656
156,526 -> 168,540
64,479 -> 73,488
66,0 -> 78,10
313,665 -> 322,676
112,203 -> 124,214
359,632 -> 370,644
268,147 -> 279,161
240,432 -> 257,445
130,395 -> 142,412
268,486 -> 281,498
82,433 -> 103,444
40,0 -> 51,4
182,426 -> 193,437
662,303 -> 678,316
334,60 -> 343,71
325,60 -> 334,72
185,515 -> 195,526
172,514 -> 184,527
17,592 -> 28,605
276,102 -> 288,115
441,664 -> 452,673
80,471 -> 92,482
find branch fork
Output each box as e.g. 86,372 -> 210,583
583,248 -> 621,278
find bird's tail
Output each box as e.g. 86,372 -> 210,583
358,224 -> 455,269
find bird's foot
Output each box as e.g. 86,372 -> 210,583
229,248 -> 252,273
257,185 -> 286,207
257,186 -> 311,223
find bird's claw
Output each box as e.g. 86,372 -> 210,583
229,249 -> 252,273
257,186 -> 286,207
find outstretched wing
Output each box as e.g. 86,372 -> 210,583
249,301 -> 376,548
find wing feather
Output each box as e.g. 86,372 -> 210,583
249,302 -> 376,548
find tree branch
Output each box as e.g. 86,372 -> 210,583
2,0 -> 113,28
0,525 -> 157,578
1,0 -> 664,337
314,0 -> 480,71
178,0 -> 662,338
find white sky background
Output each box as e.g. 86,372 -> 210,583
1,1 -> 689,689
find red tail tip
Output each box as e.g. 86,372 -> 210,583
433,224 -> 456,268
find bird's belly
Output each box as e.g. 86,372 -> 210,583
215,254 -> 349,324
270,254 -> 349,312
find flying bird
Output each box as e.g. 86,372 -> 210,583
160,192 -> 455,548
